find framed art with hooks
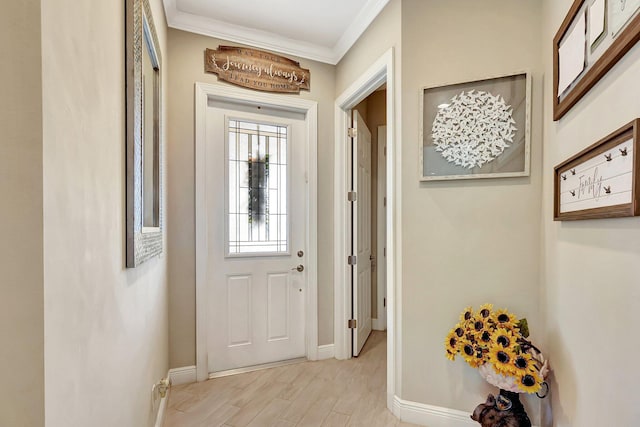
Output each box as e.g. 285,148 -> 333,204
554,119 -> 640,220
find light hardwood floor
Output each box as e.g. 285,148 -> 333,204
164,331 -> 418,427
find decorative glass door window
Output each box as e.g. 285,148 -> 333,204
227,119 -> 289,255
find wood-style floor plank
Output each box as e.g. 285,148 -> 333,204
164,332 -> 420,427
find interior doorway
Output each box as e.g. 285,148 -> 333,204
334,48 -> 397,409
351,88 -> 388,357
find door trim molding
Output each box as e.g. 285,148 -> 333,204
333,47 -> 400,409
195,82 -> 319,381
375,125 -> 387,332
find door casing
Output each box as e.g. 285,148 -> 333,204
333,48 -> 399,410
195,82 -> 319,381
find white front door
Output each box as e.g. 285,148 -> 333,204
205,105 -> 307,373
352,110 -> 372,356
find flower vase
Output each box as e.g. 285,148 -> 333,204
498,389 -> 531,427
471,389 -> 532,427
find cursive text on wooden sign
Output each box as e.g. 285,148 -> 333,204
204,46 -> 311,93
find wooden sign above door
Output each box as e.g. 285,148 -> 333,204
204,46 -> 311,93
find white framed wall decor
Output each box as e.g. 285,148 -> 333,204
420,72 -> 531,182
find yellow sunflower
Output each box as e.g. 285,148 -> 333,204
491,328 -> 518,351
493,309 -> 518,330
478,303 -> 493,319
488,346 -> 517,376
459,306 -> 474,324
471,315 -> 486,333
466,352 -> 485,368
478,329 -> 492,344
459,338 -> 475,357
445,329 -> 461,357
454,325 -> 466,338
463,344 -> 486,368
459,338 -> 482,367
512,353 -> 536,374
517,370 -> 542,393
476,345 -> 491,365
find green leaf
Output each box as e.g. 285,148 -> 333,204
517,318 -> 530,338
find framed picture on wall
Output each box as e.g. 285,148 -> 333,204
554,119 -> 640,220
553,0 -> 640,120
420,72 -> 531,181
125,0 -> 164,268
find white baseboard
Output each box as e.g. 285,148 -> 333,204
153,370 -> 171,427
392,396 -> 539,427
154,387 -> 169,427
372,318 -> 386,331
392,396 -> 475,427
317,344 -> 335,360
169,365 -> 197,386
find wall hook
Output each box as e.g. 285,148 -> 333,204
571,169 -> 576,175
605,153 -> 612,161
570,190 -> 576,196
620,147 -> 628,156
562,174 -> 567,180
604,186 -> 611,194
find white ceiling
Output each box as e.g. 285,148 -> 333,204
162,0 -> 390,64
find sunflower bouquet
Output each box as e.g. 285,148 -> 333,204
445,304 -> 549,394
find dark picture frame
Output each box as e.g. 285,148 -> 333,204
554,119 -> 640,220
553,0 -> 640,120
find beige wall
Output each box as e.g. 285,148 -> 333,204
542,1 -> 640,426
167,29 -> 336,367
400,0 -> 544,418
41,0 -> 169,426
0,1 -> 44,426
339,0 -> 543,417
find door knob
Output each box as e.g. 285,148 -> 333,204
291,264 -> 304,272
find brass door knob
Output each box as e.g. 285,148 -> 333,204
291,264 -> 304,272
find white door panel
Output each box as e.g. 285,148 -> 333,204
352,110 -> 372,356
376,126 -> 387,331
206,107 -> 306,373
227,275 -> 252,347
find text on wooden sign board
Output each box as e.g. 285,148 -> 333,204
204,46 -> 310,93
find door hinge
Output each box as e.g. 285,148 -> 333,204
383,247 -> 386,257
384,146 -> 387,156
347,191 -> 357,202
348,255 -> 357,265
348,127 -> 357,138
384,298 -> 386,308
348,319 -> 357,329
383,196 -> 387,207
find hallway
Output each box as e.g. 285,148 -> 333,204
165,332 -> 417,426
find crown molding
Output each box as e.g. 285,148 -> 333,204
162,0 -> 390,65
332,0 -> 390,62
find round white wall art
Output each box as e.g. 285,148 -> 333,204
431,90 -> 517,169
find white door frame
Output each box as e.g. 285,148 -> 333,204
333,48 -> 400,409
195,82 -> 319,382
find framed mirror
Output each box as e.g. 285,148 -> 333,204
126,0 -> 163,268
